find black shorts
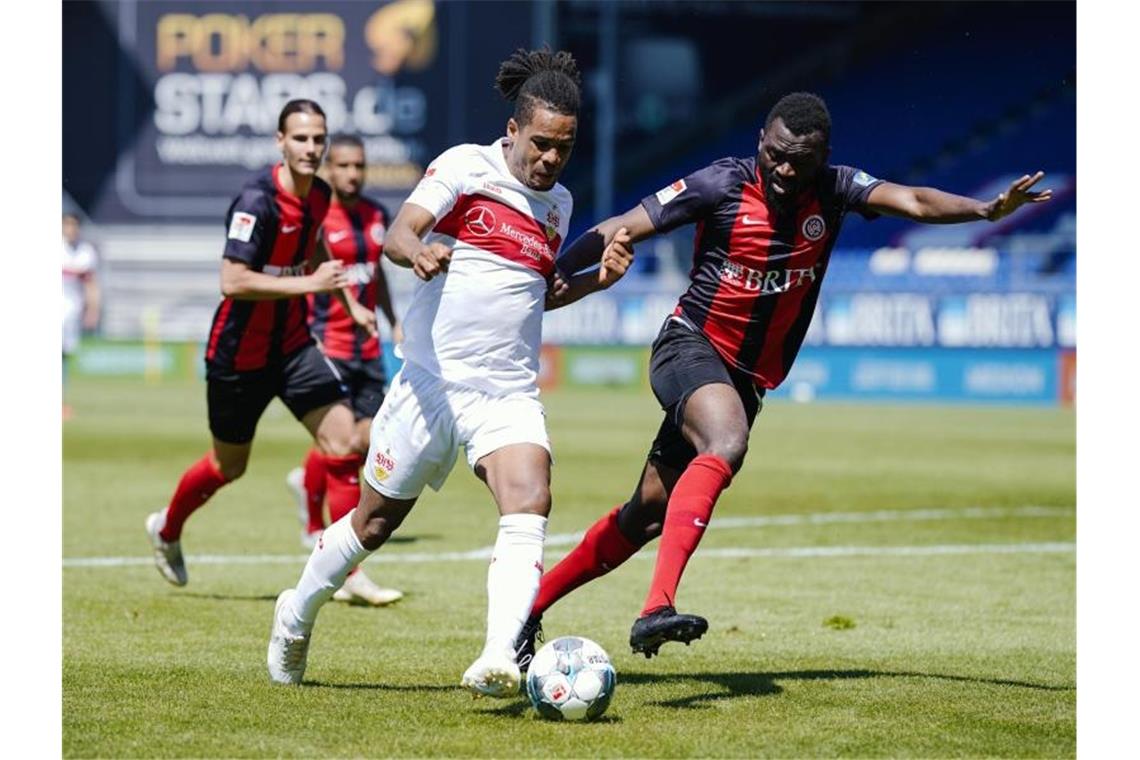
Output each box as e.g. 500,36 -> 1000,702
646,317 -> 764,471
327,356 -> 388,421
206,344 -> 350,444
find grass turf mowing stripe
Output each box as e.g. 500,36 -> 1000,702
65,540 -> 1074,568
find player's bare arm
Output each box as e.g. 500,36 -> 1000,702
546,227 -> 634,311
220,257 -> 348,300
372,254 -> 400,340
383,202 -> 453,281
866,170 -> 1052,223
310,232 -> 378,337
555,204 -> 657,278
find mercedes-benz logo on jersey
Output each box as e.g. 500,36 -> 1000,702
465,205 -> 497,236
802,214 -> 826,241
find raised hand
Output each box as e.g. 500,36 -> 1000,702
597,227 -> 634,288
545,269 -> 570,309
413,242 -> 453,281
986,171 -> 1053,221
311,259 -> 348,291
349,300 -> 378,339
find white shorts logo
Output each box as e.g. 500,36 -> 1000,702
802,215 -> 826,241
465,205 -> 497,236
228,212 -> 256,242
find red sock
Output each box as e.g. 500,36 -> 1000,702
641,454 -> 733,615
161,453 -> 228,542
532,505 -> 640,618
302,448 -> 328,533
324,453 -> 364,524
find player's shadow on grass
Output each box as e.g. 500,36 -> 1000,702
305,680 -> 456,692
181,592 -> 280,602
621,669 -> 1074,710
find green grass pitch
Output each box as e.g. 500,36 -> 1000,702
63,376 -> 1075,757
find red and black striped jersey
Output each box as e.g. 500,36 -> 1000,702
307,197 -> 390,361
205,164 -> 332,372
642,158 -> 883,390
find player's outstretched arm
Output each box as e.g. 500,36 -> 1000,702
865,171 -> 1052,224
555,204 -> 657,277
310,233 -> 378,338
383,202 -> 452,281
220,258 -> 348,301
546,228 -> 634,311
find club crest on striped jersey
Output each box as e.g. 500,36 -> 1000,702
802,215 -> 826,241
370,221 -> 386,245
228,211 -> 256,242
465,205 -> 497,236
655,179 -> 687,206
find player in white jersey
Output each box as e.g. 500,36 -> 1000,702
62,212 -> 101,419
268,48 -> 634,697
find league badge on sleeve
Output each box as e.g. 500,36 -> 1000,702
655,179 -> 687,206
228,212 -> 256,242
853,170 -> 878,187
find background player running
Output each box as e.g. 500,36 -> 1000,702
283,132 -> 403,607
145,100 -> 378,588
62,212 -> 101,420
520,91 -> 1053,665
266,49 -> 633,697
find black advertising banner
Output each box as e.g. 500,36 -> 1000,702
99,0 -> 532,221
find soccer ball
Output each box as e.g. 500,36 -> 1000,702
525,636 -> 616,721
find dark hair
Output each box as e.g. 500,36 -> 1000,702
328,133 -> 364,152
277,99 -> 326,133
494,47 -> 582,125
765,92 -> 831,141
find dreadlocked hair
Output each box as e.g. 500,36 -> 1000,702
765,92 -> 831,141
494,47 -> 582,125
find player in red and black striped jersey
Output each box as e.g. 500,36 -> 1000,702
144,100 -> 379,589
282,134 -> 404,606
521,92 -> 1053,663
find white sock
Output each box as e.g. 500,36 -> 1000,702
285,510 -> 371,634
483,513 -> 547,659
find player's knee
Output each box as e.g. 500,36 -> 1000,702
349,430 -> 370,456
317,431 -> 354,458
511,482 -> 551,517
617,500 -> 663,546
355,510 -> 403,550
217,459 -> 246,481
704,432 -> 748,473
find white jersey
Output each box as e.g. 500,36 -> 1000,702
63,240 -> 97,312
399,139 -> 572,396
63,240 -> 97,354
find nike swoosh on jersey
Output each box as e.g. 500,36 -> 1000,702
742,216 -> 765,225
328,230 -> 351,243
281,225 -> 299,233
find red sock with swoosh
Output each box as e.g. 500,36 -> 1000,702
302,448 -> 328,533
531,504 -> 640,618
324,453 -> 365,524
160,453 -> 228,542
641,454 -> 733,616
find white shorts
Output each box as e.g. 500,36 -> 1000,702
363,361 -> 551,500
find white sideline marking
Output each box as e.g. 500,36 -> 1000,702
66,505 -> 1073,569
64,541 -> 1075,569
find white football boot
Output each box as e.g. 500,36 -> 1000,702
267,590 -> 311,685
145,511 -> 188,586
460,649 -> 521,698
333,569 -> 404,606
